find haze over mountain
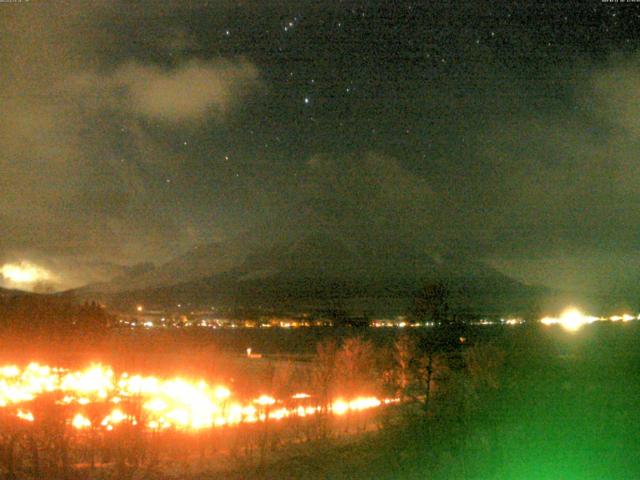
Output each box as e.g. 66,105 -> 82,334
3,3 -> 640,297
76,229 -> 546,317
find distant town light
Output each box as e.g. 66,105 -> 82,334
559,309 -> 588,331
541,308 -> 598,331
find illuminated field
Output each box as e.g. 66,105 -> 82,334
0,363 -> 395,432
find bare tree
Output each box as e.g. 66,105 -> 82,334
412,281 -> 452,326
393,334 -> 415,401
311,339 -> 338,438
390,333 -> 451,419
335,337 -> 377,397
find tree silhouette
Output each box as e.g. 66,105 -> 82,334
311,339 -> 338,438
413,280 -> 468,351
412,281 -> 452,326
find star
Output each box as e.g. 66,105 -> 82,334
304,97 -> 310,105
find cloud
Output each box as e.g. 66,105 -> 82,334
303,153 -> 435,215
70,59 -> 260,123
465,54 -> 640,290
0,2 -> 261,288
589,54 -> 640,136
293,153 -> 440,246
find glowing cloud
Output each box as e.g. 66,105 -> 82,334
0,261 -> 53,286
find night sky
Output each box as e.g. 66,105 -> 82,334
1,0 -> 639,292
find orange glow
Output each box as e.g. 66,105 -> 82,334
0,363 -> 393,432
1,261 -> 53,285
291,392 -> 311,399
254,394 -> 276,406
16,409 -> 34,422
72,413 -> 91,429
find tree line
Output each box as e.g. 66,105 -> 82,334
0,295 -> 112,338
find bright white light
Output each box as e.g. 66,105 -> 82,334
559,309 -> 587,331
0,262 -> 52,285
540,308 -> 598,331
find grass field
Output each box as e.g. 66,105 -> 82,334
383,322 -> 640,480
472,322 -> 640,480
223,323 -> 640,479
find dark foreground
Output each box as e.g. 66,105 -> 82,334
231,323 -> 640,480
484,323 -> 640,480
0,323 -> 638,479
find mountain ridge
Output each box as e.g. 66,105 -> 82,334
73,232 -> 544,316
